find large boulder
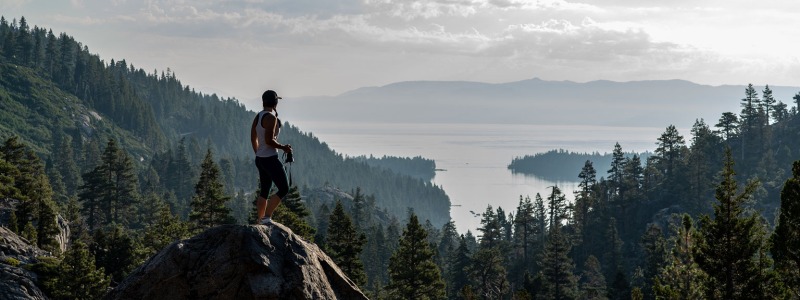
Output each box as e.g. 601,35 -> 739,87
107,223 -> 368,300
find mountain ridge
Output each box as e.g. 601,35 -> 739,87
286,78 -> 799,128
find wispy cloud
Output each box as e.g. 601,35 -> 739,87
10,0 -> 800,99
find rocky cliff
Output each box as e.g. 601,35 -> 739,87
0,227 -> 48,300
107,222 -> 369,300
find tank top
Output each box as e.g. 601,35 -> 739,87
255,110 -> 280,157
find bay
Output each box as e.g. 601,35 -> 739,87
293,120 -> 667,234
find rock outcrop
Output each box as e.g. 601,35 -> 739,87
107,222 -> 369,300
0,227 -> 48,300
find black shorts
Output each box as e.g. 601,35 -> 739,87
255,155 -> 289,199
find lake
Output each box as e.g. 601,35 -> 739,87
293,120 -> 669,234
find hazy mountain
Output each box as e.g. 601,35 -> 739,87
282,79 -> 800,128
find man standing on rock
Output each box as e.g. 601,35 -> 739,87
250,90 -> 292,225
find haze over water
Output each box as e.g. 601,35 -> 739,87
294,120 -> 668,233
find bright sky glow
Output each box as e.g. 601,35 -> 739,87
3,0 -> 799,110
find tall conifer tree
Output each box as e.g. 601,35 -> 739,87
695,149 -> 765,299
770,161 -> 800,297
541,223 -> 578,300
53,241 -> 110,300
1,136 -> 60,251
326,200 -> 367,287
654,214 -> 706,300
189,148 -> 234,231
468,247 -> 510,299
387,213 -> 446,300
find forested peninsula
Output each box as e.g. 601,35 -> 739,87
2,15 -> 800,300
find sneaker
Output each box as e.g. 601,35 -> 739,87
259,217 -> 273,225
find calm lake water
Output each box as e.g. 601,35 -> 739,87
294,121 -> 667,234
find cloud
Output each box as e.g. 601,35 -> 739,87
0,0 -> 31,10
17,0 -> 800,98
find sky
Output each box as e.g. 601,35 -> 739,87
3,0 -> 800,110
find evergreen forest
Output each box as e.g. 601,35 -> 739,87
2,15 -> 800,300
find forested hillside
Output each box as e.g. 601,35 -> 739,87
0,16 -> 449,227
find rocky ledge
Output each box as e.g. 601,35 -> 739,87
106,222 -> 368,300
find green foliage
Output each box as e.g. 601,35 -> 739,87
1,136 -> 60,251
770,160 -> 800,297
387,213 -> 446,300
91,225 -> 145,284
354,155 -> 437,181
52,241 -> 110,300
2,257 -> 21,267
25,256 -> 61,299
508,148 -> 650,182
362,223 -> 393,295
540,225 -> 578,300
653,214 -> 707,300
1,16 -> 452,230
142,197 -> 189,255
446,235 -> 473,298
272,203 -> 316,241
638,224 -> 666,299
478,205 -> 502,248
580,255 -> 608,300
694,149 -> 767,299
467,247 -> 509,299
78,138 -> 139,230
189,148 -> 234,231
326,200 -> 367,287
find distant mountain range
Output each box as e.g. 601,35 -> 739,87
282,79 -> 800,128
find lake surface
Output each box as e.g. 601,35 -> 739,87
294,121 -> 667,234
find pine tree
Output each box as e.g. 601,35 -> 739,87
478,204 -> 502,248
715,112 -> 739,140
314,203 -> 332,249
387,213 -> 446,300
189,148 -> 234,231
437,220 -> 459,274
738,84 -> 766,170
687,119 -> 723,214
143,195 -> 189,255
169,138 -> 195,217
654,125 -> 686,179
608,143 -> 626,189
513,195 -> 538,276
534,193 -> 548,254
91,225 -> 142,283
468,247 -> 510,299
574,160 -> 596,240
0,154 -> 19,200
547,186 -> 569,230
53,133 -> 82,197
78,138 -> 139,229
603,218 -> 623,285
580,255 -> 608,300
695,149 -> 765,299
540,224 -> 578,300
101,138 -> 139,225
272,186 -> 315,240
770,160 -> 800,297
761,85 -> 776,124
447,235 -> 473,299
363,224 -> 391,295
654,214 -> 706,300
326,200 -> 367,287
52,241 -> 110,300
639,224 -> 666,299
1,136 -> 60,251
